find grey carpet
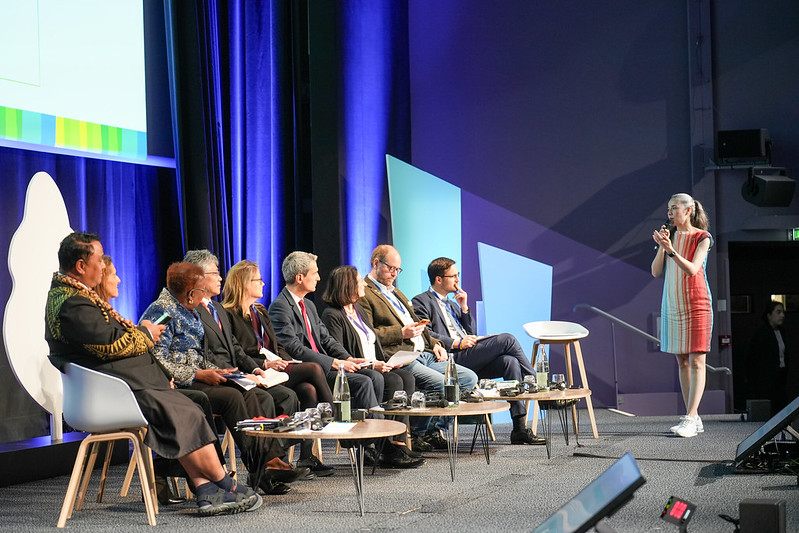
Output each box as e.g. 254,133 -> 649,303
2,409 -> 797,532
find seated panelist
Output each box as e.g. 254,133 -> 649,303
321,265 -> 423,468
96,254 -> 226,502
45,232 -> 260,516
411,257 -> 543,446
357,245 -> 478,451
220,258 -> 335,477
267,251 -> 384,412
140,260 -> 308,496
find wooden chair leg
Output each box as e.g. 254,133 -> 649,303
75,441 -> 101,510
96,441 -> 115,503
313,438 -> 323,462
120,447 -> 137,497
58,437 -> 95,527
130,437 -> 157,526
572,341 -> 599,438
221,428 -> 237,479
530,400 -> 541,435
485,414 -> 496,441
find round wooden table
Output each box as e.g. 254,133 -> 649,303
486,387 -> 596,458
374,400 -> 510,481
245,419 -> 406,516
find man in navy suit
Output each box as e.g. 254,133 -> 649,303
411,257 -> 544,445
267,251 -> 382,412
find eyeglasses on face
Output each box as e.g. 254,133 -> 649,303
379,260 -> 403,275
441,272 -> 460,278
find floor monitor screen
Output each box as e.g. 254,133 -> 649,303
532,452 -> 646,533
735,394 -> 799,465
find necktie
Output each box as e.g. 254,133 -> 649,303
204,301 -> 222,330
298,299 -> 319,352
444,299 -> 469,339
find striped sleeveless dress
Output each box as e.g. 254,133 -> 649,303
660,230 -> 713,354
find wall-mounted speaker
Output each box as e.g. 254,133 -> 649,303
741,168 -> 795,207
717,129 -> 771,165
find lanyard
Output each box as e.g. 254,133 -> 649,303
346,308 -> 374,341
376,284 -> 408,316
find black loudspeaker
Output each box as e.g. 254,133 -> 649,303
741,168 -> 796,207
717,129 -> 771,164
739,499 -> 785,533
746,399 -> 771,422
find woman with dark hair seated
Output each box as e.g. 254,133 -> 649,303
96,255 -> 227,503
221,259 -> 334,476
321,265 -> 423,468
46,233 -> 260,516
141,262 -> 308,495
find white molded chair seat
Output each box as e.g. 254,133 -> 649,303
58,363 -> 158,527
522,321 -> 598,440
523,321 -> 588,341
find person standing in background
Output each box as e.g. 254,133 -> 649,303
652,193 -> 713,438
747,301 -> 793,415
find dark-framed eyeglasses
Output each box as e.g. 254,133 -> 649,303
380,260 -> 403,275
441,272 -> 460,279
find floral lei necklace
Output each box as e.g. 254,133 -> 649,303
54,272 -> 134,328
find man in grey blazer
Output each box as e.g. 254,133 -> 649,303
267,251 -> 382,412
412,257 -> 544,445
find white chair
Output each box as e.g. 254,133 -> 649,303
57,363 -> 158,528
523,321 -> 599,439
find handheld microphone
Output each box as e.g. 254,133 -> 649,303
654,219 -> 672,250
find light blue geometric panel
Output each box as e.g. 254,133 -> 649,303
385,155 -> 461,298
477,242 -> 552,358
478,243 -> 552,425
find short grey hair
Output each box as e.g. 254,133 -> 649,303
183,249 -> 219,271
282,251 -> 318,285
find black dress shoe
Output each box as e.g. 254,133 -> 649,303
257,477 -> 292,495
396,444 -> 423,458
510,428 -> 547,445
362,444 -> 380,466
379,444 -> 425,469
267,465 -> 311,483
296,455 -> 334,477
424,429 -> 449,450
379,453 -> 425,468
410,435 -> 432,453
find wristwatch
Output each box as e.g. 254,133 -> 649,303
667,251 -> 676,257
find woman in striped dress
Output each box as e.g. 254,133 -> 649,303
651,193 -> 713,438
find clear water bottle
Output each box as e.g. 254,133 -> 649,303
535,345 -> 550,391
332,364 -> 351,422
444,352 -> 460,405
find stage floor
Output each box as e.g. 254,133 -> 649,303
2,409 -> 797,532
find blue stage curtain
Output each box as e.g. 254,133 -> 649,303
165,0 -> 296,299
340,0 -> 411,270
0,146 -> 180,442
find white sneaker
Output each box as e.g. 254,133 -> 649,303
670,416 -> 689,434
675,417 -> 699,438
695,415 -> 704,433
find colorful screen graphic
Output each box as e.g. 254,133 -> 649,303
0,0 -> 146,159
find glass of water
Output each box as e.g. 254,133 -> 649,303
411,391 -> 426,409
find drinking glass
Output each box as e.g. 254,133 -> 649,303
411,391 -> 426,409
316,402 -> 333,423
392,390 -> 409,407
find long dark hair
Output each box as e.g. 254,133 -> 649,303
322,266 -> 360,308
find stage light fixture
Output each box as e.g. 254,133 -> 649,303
741,167 -> 795,207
